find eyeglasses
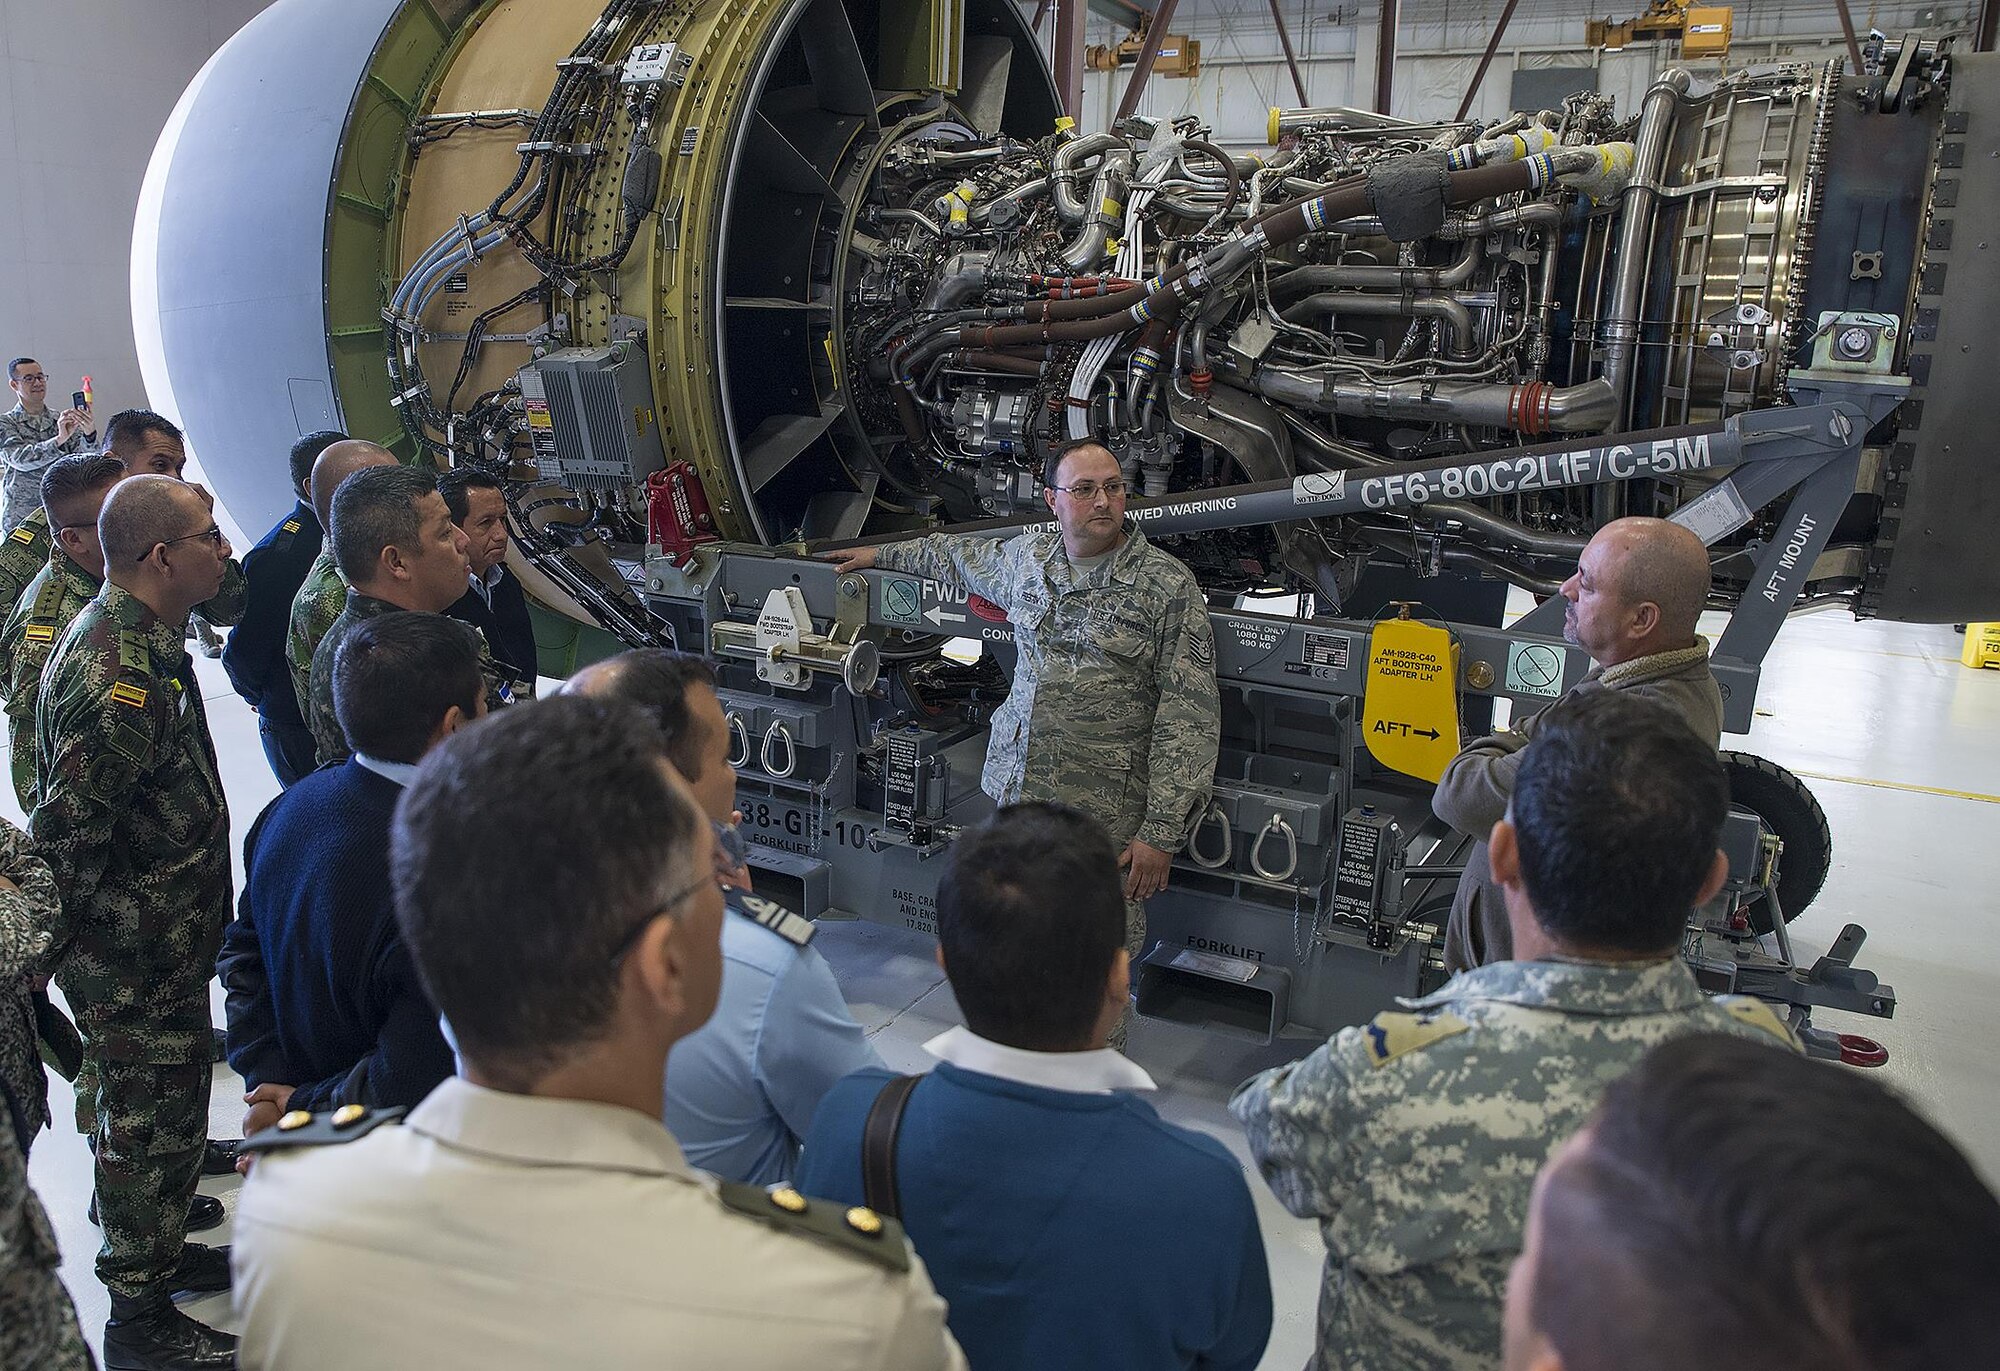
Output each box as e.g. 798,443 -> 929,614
1050,478 -> 1126,501
603,848 -> 734,967
137,525 -> 223,563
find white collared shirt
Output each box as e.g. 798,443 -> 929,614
923,1025 -> 1156,1095
351,753 -> 419,788
468,562 -> 503,607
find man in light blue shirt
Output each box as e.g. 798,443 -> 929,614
563,649 -> 882,1184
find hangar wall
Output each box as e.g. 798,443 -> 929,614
1068,0 -> 1978,142
0,0 -> 276,532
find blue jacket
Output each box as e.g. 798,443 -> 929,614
220,761 -> 452,1112
664,902 -> 881,1184
798,1062 -> 1272,1371
221,500 -> 322,726
445,565 -> 536,686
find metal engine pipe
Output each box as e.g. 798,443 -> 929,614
1601,68 -> 1691,430
1279,291 -> 1477,357
1249,367 -> 1618,435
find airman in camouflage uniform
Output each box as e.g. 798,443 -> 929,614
1231,960 -> 1798,1371
29,475 -> 236,1364
1233,690 -> 1800,1371
307,589 -> 513,764
827,443 -> 1219,1047
1,1081 -> 92,1371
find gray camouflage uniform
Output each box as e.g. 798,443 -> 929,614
1434,643 -> 1723,970
875,524 -> 1219,1031
1230,957 -> 1799,1371
0,405 -> 89,534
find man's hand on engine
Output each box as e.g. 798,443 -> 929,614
1119,839 -> 1173,902
816,546 -> 879,574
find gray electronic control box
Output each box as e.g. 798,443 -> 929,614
517,342 -> 666,489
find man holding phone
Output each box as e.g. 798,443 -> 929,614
0,359 -> 94,535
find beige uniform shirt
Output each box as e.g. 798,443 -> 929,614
232,1078 -> 967,1371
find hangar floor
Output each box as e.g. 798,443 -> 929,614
16,608 -> 1999,1367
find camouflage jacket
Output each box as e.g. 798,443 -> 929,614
29,584 -> 231,1062
1229,957 -> 1798,1371
0,508 -> 51,627
286,548 -> 347,726
0,405 -> 88,534
0,823 -> 61,1139
307,591 -> 515,765
876,524 -> 1219,850
0,1079 -> 91,1371
1,549 -> 100,809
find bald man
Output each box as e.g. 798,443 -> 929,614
1433,517 -> 1722,970
284,440 -> 398,722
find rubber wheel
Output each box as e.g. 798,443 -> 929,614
1719,751 -> 1832,932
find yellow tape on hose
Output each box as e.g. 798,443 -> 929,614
1362,618 -> 1459,783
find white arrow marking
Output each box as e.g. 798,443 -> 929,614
924,605 -> 966,626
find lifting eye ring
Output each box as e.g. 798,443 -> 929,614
1249,814 -> 1299,883
1186,801 -> 1233,870
760,720 -> 797,779
726,712 -> 751,769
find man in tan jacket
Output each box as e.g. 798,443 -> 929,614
1434,517 -> 1722,970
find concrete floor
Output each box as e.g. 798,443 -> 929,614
17,610 -> 2000,1369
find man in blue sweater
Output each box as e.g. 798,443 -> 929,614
798,803 -> 1273,1371
220,612 -> 484,1135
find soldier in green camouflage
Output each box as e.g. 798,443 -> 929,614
2,456 -> 126,808
285,439 -> 398,724
1230,693 -> 1799,1371
99,410 -> 248,633
0,818 -> 63,1142
823,442 -> 1220,1045
0,508 -> 51,618
307,464 -> 511,764
1,1080 -> 91,1371
28,474 -> 237,1367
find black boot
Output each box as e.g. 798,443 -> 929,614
90,1191 -> 224,1232
169,1242 -> 232,1299
103,1291 -> 236,1370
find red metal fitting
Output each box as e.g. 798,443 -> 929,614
1837,1034 -> 1889,1068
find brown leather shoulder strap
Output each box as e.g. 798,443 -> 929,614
860,1073 -> 922,1220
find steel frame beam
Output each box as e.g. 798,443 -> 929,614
1454,0 -> 1521,123
1374,0 -> 1398,115
1114,0 -> 1180,121
1052,0 -> 1086,122
1266,0 -> 1310,107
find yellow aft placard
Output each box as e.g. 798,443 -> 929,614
1362,618 -> 1460,782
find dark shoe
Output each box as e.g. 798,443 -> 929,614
210,1027 -> 226,1063
168,1242 -> 232,1299
200,1140 -> 240,1176
103,1294 -> 236,1370
91,1191 -> 225,1233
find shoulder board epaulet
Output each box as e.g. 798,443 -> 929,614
8,525 -> 36,547
281,518 -> 302,534
715,1181 -> 911,1274
1715,996 -> 1799,1047
116,628 -> 152,677
239,1104 -> 407,1156
732,892 -> 816,947
1361,1009 -> 1471,1069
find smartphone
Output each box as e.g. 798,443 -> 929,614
70,390 -> 86,411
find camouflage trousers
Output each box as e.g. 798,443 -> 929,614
1105,894 -> 1148,1052
80,1054 -> 209,1298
